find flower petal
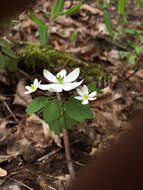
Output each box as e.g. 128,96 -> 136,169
82,100 -> 89,104
33,78 -> 39,86
43,69 -> 57,83
39,84 -> 52,90
77,88 -> 84,96
89,97 -> 96,101
74,96 -> 83,100
39,84 -> 63,92
25,86 -> 31,91
24,90 -> 33,94
62,80 -> 83,91
57,69 -> 67,77
82,85 -> 88,94
89,91 -> 97,98
64,68 -> 80,83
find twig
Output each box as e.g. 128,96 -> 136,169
3,100 -> 19,123
9,177 -> 34,190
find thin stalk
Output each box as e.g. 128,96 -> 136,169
57,93 -> 75,180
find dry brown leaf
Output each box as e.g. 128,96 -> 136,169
91,87 -> 122,107
81,4 -> 102,15
0,167 -> 7,177
25,114 -> 61,148
9,185 -> 21,190
13,78 -> 32,107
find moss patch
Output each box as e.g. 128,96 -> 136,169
18,43 -> 104,80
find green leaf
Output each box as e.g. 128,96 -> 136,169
137,97 -> 143,102
0,39 -> 10,48
64,98 -> 94,122
122,28 -> 141,35
29,11 -> 48,30
43,99 -> 61,123
118,0 -> 126,15
120,51 -> 131,58
4,56 -> 17,72
65,116 -> 77,129
61,1 -> 82,15
103,10 -> 112,36
128,55 -> 136,65
51,0 -> 65,18
2,47 -> 16,58
48,114 -> 77,135
0,53 -> 5,69
137,35 -> 143,43
48,119 -> 63,136
137,0 -> 143,7
88,82 -> 96,92
135,46 -> 143,54
38,26 -> 48,46
26,97 -> 49,114
71,30 -> 78,42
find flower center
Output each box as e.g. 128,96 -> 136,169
31,84 -> 37,90
56,75 -> 64,84
82,94 -> 89,99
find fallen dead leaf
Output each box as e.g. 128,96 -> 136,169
81,4 -> 102,15
25,114 -> 61,148
0,167 -> 7,177
13,78 -> 32,107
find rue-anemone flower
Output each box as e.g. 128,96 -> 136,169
39,68 -> 83,92
74,85 -> 97,104
24,78 -> 41,94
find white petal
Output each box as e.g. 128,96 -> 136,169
82,85 -> 88,94
89,97 -> 96,101
61,84 -> 73,91
74,96 -> 83,100
62,80 -> 83,91
34,78 -> 39,86
57,69 -> 67,77
25,86 -> 31,91
43,69 -> 57,83
40,84 -> 62,92
39,84 -> 52,90
82,100 -> 89,104
64,68 -> 80,83
77,88 -> 84,96
89,91 -> 97,98
24,90 -> 33,94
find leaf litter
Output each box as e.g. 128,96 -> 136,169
0,0 -> 143,189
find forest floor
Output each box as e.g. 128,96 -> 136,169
0,0 -> 143,189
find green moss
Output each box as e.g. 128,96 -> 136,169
17,43 -> 104,80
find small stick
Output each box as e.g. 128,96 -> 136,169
9,177 -> 34,190
3,100 -> 19,123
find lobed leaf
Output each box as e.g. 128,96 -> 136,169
26,97 -> 49,114
43,99 -> 61,123
64,98 -> 94,122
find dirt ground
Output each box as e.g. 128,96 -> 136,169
0,0 -> 143,189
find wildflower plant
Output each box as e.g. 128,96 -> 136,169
25,68 -> 97,136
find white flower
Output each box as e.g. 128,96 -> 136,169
74,85 -> 97,104
39,68 -> 83,92
24,78 -> 41,94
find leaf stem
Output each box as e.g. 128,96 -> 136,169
57,93 -> 75,180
